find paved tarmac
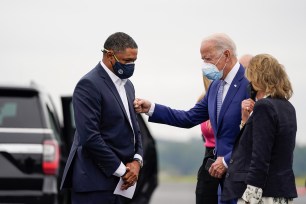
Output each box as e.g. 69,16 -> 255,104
150,182 -> 306,204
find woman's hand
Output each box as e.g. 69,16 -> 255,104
241,99 -> 255,123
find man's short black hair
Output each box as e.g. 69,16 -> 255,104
104,32 -> 138,53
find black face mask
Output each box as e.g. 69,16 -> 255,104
112,53 -> 135,79
247,82 -> 257,101
113,61 -> 135,79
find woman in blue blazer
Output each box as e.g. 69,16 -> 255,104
222,54 -> 297,203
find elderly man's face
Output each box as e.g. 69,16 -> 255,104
200,41 -> 226,71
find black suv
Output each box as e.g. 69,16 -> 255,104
0,83 -> 158,204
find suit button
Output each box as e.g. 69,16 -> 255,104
230,159 -> 233,164
226,173 -> 229,178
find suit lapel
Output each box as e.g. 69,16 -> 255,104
217,80 -> 241,126
125,84 -> 138,133
217,66 -> 245,131
96,63 -> 131,125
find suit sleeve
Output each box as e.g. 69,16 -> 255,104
134,114 -> 144,157
224,152 -> 232,165
149,97 -> 210,128
73,78 -> 121,177
245,99 -> 277,188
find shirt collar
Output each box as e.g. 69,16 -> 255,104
257,94 -> 270,101
224,61 -> 240,85
100,61 -> 127,87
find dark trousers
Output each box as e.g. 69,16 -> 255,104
195,147 -> 219,204
218,184 -> 237,204
71,190 -> 130,204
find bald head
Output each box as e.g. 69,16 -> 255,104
239,54 -> 253,68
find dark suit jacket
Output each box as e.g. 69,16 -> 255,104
222,97 -> 297,201
60,63 -> 143,192
149,65 -> 249,164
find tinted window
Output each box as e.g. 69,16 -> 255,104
0,96 -> 43,128
47,105 -> 61,144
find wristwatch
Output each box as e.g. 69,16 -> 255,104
133,158 -> 143,168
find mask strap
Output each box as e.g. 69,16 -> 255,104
113,54 -> 119,62
102,48 -> 119,61
102,48 -> 113,54
215,52 -> 224,66
222,62 -> 227,71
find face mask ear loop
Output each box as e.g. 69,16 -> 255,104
222,51 -> 230,72
103,48 -> 110,53
215,52 -> 224,66
113,54 -> 120,62
102,48 -> 118,62
222,62 -> 227,72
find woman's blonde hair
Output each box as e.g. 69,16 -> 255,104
246,54 -> 293,100
197,76 -> 212,102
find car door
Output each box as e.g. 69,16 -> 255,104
61,96 -> 158,204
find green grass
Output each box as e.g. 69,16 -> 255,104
159,173 -> 197,183
296,177 -> 306,187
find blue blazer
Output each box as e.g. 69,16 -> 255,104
60,63 -> 143,192
149,65 -> 249,164
222,97 -> 297,201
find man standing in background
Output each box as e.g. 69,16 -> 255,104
239,54 -> 253,69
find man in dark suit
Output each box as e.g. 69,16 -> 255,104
134,33 -> 249,204
61,32 -> 143,204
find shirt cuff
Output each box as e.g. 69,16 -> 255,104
146,103 -> 155,117
113,162 -> 126,177
222,157 -> 228,168
241,184 -> 263,204
134,154 -> 143,162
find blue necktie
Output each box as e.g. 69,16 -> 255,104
217,80 -> 226,123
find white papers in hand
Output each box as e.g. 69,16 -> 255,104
113,177 -> 137,199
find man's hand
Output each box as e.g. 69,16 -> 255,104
133,98 -> 151,113
121,161 -> 141,190
209,156 -> 227,178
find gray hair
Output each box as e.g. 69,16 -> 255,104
103,32 -> 138,53
203,33 -> 237,57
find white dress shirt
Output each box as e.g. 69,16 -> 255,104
100,61 -> 142,177
222,61 -> 240,102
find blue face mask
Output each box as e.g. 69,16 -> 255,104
112,55 -> 135,79
202,63 -> 223,80
201,53 -> 227,80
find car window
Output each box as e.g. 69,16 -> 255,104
47,105 -> 62,144
0,96 -> 43,128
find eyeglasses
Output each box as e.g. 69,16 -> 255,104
102,48 -> 119,61
102,48 -> 135,64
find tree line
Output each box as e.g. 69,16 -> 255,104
156,138 -> 306,177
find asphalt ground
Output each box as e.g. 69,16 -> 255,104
150,182 -> 306,204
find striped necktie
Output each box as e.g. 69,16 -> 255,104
217,80 -> 226,123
